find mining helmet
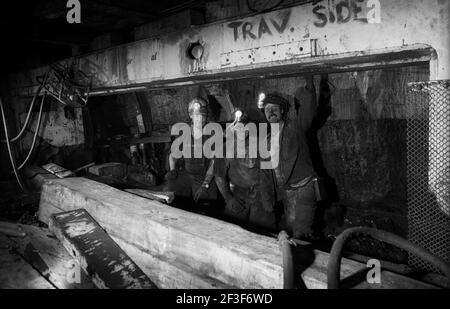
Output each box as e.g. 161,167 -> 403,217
188,97 -> 209,116
226,108 -> 251,139
257,92 -> 290,119
233,109 -> 250,124
258,92 -> 289,110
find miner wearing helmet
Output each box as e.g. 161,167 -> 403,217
259,75 -> 319,240
165,97 -> 217,210
213,109 -> 276,230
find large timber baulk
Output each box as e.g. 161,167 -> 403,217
38,177 -> 437,289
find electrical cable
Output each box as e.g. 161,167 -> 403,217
1,71 -> 48,143
0,84 -> 43,143
0,96 -> 27,192
16,92 -> 46,171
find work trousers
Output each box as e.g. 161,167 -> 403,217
280,180 -> 316,239
167,170 -> 217,209
224,185 -> 276,230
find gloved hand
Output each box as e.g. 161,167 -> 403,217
164,170 -> 178,181
225,196 -> 245,213
193,185 -> 209,203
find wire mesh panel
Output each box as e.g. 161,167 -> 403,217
407,80 -> 450,274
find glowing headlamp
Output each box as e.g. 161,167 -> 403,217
192,102 -> 201,111
257,92 -> 266,109
234,110 -> 243,122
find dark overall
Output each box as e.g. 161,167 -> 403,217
215,156 -> 276,230
168,134 -> 217,208
272,117 -> 317,238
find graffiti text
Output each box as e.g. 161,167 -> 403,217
313,0 -> 381,28
227,9 -> 291,41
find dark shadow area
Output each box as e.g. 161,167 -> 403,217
292,243 -> 316,289
339,268 -> 370,289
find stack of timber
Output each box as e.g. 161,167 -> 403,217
38,177 -> 439,289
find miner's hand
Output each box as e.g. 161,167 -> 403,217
225,196 -> 245,213
193,185 -> 209,203
164,170 -> 178,181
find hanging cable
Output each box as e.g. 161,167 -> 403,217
1,86 -> 41,143
1,72 -> 48,143
0,96 -> 27,192
16,92 -> 47,171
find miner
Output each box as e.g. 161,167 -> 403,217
165,97 -> 217,210
214,109 -> 276,230
259,75 -> 319,239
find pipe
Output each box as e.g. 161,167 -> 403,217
277,230 -> 295,289
0,96 -> 27,192
327,227 -> 450,289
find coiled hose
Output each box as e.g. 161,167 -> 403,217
327,227 -> 450,289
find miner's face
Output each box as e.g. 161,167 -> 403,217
190,112 -> 207,127
264,103 -> 282,123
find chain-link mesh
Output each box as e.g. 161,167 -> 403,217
407,80 -> 450,274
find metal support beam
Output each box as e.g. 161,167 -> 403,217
8,0 -> 450,97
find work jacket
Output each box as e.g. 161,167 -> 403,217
274,117 -> 315,188
269,84 -> 318,189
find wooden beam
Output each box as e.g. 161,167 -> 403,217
37,177 -> 439,289
49,208 -> 157,289
125,188 -> 174,204
112,236 -> 233,289
38,177 -> 283,288
23,165 -> 58,190
135,92 -> 153,134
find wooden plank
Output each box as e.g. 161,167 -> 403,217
42,163 -> 75,178
113,236 -> 232,289
39,177 -> 283,289
23,165 -> 58,190
125,189 -> 174,204
88,162 -> 126,178
0,247 -> 55,289
38,200 -> 233,288
135,92 -> 153,134
49,208 -> 157,289
38,177 -> 438,289
0,222 -> 27,237
0,233 -> 55,289
41,198 -> 241,289
1,223 -> 95,289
